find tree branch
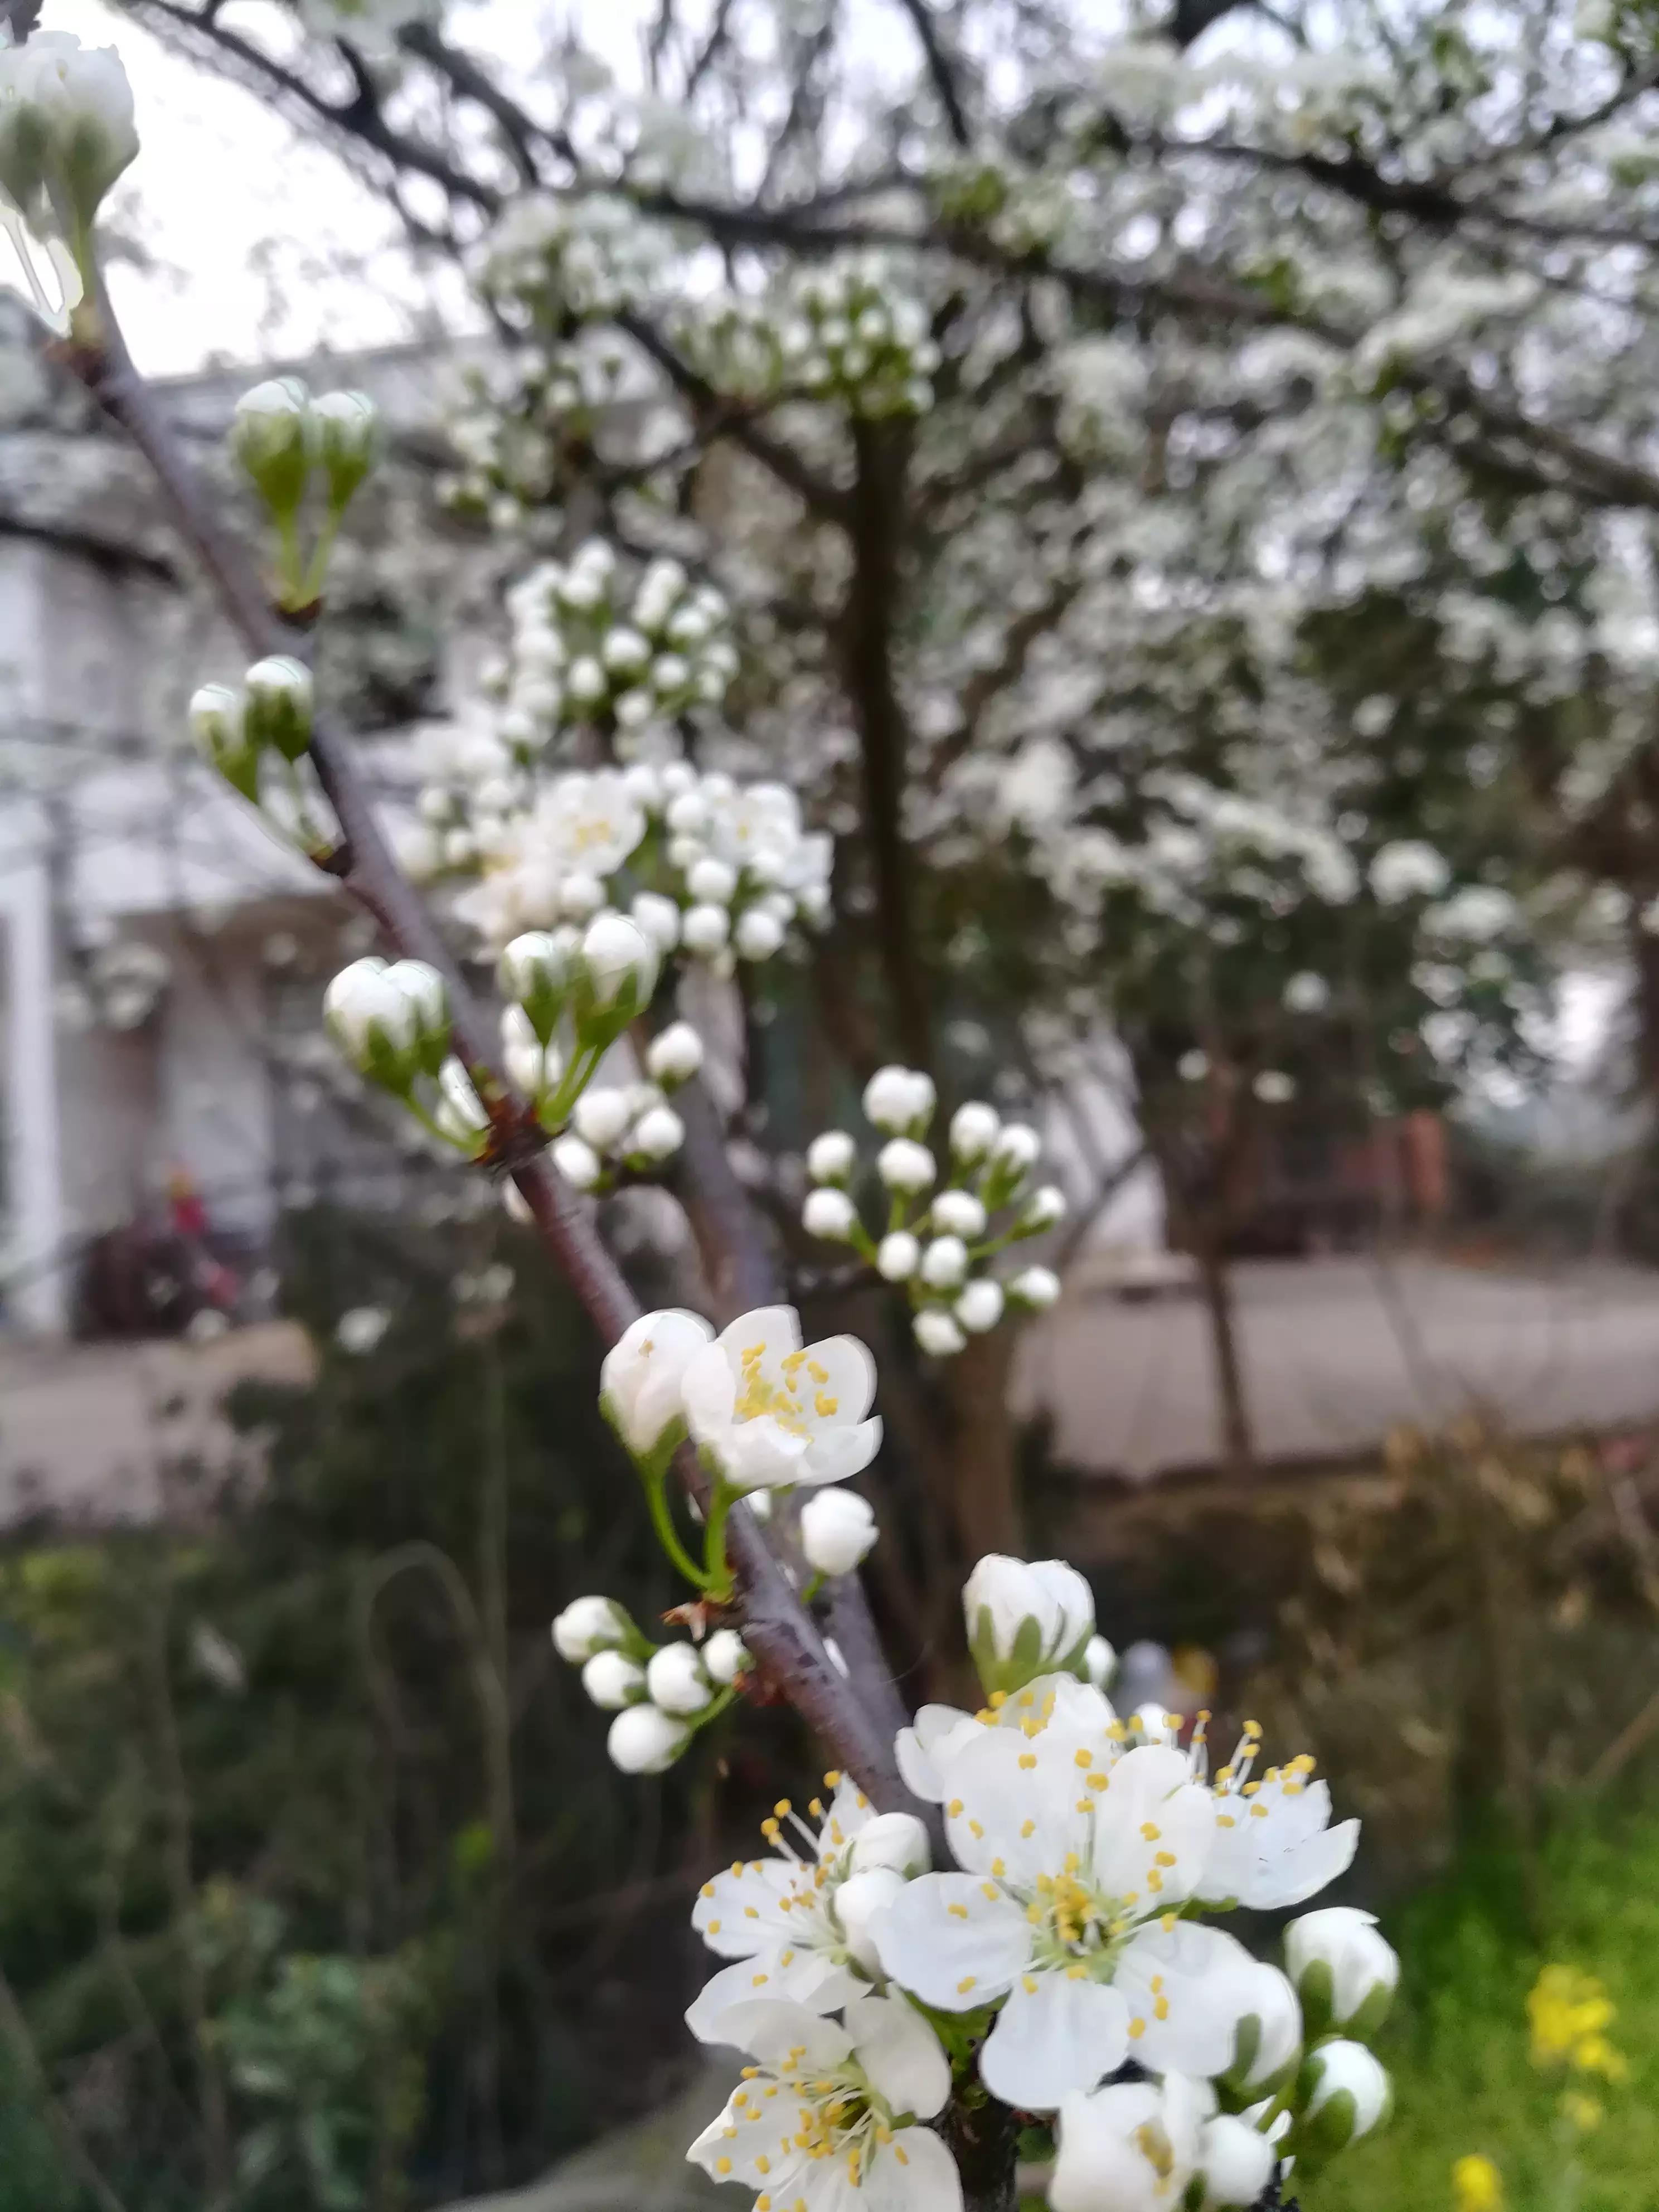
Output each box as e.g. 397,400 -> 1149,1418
60,284 -> 912,1810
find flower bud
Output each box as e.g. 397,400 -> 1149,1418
608,1702 -> 691,1773
382,959 -> 450,1076
1007,1265 -> 1061,1312
734,908 -> 787,962
877,1139 -> 936,1195
955,1279 -> 1005,1334
647,1021 -> 704,1088
1220,1961 -> 1303,2094
323,955 -> 420,1092
242,656 -> 314,762
231,376 -> 316,520
862,1064 -> 935,1136
963,1553 -> 1095,1696
848,1812 -> 929,1878
313,389 -> 381,511
552,1133 -> 604,1191
1018,1183 -> 1067,1234
499,929 -> 578,1044
500,1004 -> 551,1099
702,1629 -> 752,1686
551,1593 -> 632,1662
930,1189 -> 987,1239
582,1651 -> 647,1709
189,682 -> 260,801
630,891 -> 682,953
1284,1909 -> 1400,2041
1084,1634 -> 1116,1690
575,910 -> 659,1035
600,1307 -> 715,1459
807,1130 -> 857,1185
0,33 -> 138,244
1198,2116 -> 1278,2210
574,1085 -> 633,1152
949,1100 -> 1001,1163
646,1641 -> 714,1715
629,1104 -> 685,1162
980,1121 -> 1041,1207
877,1231 -> 920,1281
681,903 -> 731,957
687,856 -> 738,905
919,1236 -> 968,1289
1292,2041 -> 1391,2168
833,1867 -> 904,1975
803,1187 -> 858,1243
914,1308 -> 966,1357
800,1488 -> 877,1576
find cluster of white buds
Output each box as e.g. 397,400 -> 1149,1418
229,376 -> 382,606
489,909 -> 671,1147
533,1021 -> 703,1191
778,253 -> 940,416
481,191 -> 672,329
189,656 -> 315,806
0,33 -> 137,272
802,1069 -> 1065,1357
479,542 -> 737,751
551,1592 -> 753,1774
440,337 -> 628,520
668,293 -> 787,402
431,759 -> 831,976
322,956 -> 453,1102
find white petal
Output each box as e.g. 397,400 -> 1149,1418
1090,1746 -> 1215,1908
686,1949 -> 861,2044
799,1415 -> 883,1486
846,1993 -> 950,2119
715,1996 -> 854,2071
866,2124 -> 964,2212
896,1706 -> 981,1800
693,1859 -> 796,1958
870,1874 -> 1030,2009
1242,1818 -> 1359,1910
944,1726 -> 1090,1884
1115,1923 -> 1254,2077
979,1971 -> 1129,2112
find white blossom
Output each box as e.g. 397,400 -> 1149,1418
963,1555 -> 1095,1692
1050,2073 -> 1209,2212
1196,1737 -> 1359,1912
949,1102 -> 1001,1164
552,1133 -> 604,1190
1197,2116 -> 1277,2210
930,1190 -> 987,1239
1008,1266 -> 1062,1311
648,1021 -> 705,1086
682,1306 -> 880,1492
919,1236 -> 968,1289
630,1104 -> 686,1161
1299,2039 -> 1391,2150
0,32 -> 138,241
955,1280 -> 1005,1333
687,1996 -> 959,2212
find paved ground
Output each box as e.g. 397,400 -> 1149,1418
1015,1254 -> 1659,1478
0,1321 -> 314,1523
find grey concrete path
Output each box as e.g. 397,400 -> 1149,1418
1015,1255 -> 1659,1478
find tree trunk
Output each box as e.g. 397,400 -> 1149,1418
1196,1236 -> 1255,1479
943,2093 -> 1021,2212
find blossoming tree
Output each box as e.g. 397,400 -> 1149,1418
16,0 -> 1659,2200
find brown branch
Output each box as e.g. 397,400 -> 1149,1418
893,0 -> 972,147
61,284 -> 913,1810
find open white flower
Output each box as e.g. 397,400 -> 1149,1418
688,1995 -> 959,2212
687,1778 -> 894,2039
683,1306 -> 880,1493
871,1705 -> 1219,2111
1050,2073 -> 1208,2212
1194,1728 -> 1359,1910
601,1308 -> 717,1458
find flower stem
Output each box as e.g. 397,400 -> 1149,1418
703,1476 -> 736,1598
640,1456 -> 712,1592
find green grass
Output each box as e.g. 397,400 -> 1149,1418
1322,1805 -> 1659,2212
